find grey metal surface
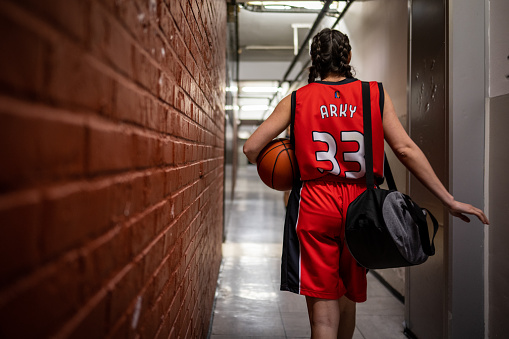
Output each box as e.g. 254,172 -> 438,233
448,0 -> 486,337
407,0 -> 447,337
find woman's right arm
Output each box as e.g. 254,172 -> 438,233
382,89 -> 489,225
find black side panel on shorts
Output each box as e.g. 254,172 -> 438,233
280,180 -> 303,293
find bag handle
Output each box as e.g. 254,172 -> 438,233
402,196 -> 439,256
361,81 -> 438,255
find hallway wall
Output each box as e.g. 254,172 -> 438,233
0,0 -> 226,337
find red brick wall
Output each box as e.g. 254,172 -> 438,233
0,0 -> 226,337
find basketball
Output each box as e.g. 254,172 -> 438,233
256,138 -> 299,191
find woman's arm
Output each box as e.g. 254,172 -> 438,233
382,90 -> 489,224
243,94 -> 292,163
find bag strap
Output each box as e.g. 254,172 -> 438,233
424,208 -> 439,255
290,91 -> 297,147
362,82 -> 397,191
384,155 -> 397,190
361,82 -> 374,189
403,194 -> 439,256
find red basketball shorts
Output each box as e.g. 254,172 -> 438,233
280,178 -> 368,302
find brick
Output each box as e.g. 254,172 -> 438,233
113,0 -> 140,37
0,13 -> 47,98
106,314 -> 129,339
126,172 -> 147,214
113,83 -> 144,125
90,1 -> 133,78
132,47 -> 159,94
109,262 -> 144,325
144,170 -> 166,207
132,131 -> 162,169
47,41 -> 115,113
129,208 -> 156,256
87,122 -> 133,174
18,0 -> 89,42
41,182 -> 113,259
161,137 -> 174,166
65,292 -> 109,339
81,225 -> 132,300
145,100 -> 166,133
0,193 -> 41,285
159,73 -> 176,106
142,234 -> 165,283
0,111 -> 86,192
173,142 -> 185,165
0,257 -> 81,338
152,255 -> 171,300
138,303 -> 161,339
154,316 -> 171,339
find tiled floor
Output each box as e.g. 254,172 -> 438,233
210,165 -> 407,339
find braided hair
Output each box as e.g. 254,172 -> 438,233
308,28 -> 354,83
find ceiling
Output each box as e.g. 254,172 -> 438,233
226,1 -> 352,138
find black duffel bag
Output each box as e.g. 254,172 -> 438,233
345,82 -> 438,269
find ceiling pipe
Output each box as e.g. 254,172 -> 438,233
331,0 -> 355,29
280,0 -> 333,83
288,0 -> 356,90
264,0 -> 333,116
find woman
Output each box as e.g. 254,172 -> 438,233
243,28 -> 488,339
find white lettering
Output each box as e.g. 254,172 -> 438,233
318,104 -> 358,119
320,105 -> 328,119
330,104 -> 337,117
349,105 -> 357,118
339,104 -> 347,117
329,104 -> 338,117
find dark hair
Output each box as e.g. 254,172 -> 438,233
308,28 -> 354,83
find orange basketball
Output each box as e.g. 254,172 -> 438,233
256,138 -> 299,191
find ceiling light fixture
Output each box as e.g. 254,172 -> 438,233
240,105 -> 270,111
246,1 -> 345,11
264,5 -> 291,10
225,105 -> 240,111
241,86 -> 282,93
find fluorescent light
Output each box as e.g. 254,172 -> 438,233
242,86 -> 282,93
300,2 -> 324,10
265,5 -> 291,10
226,86 -> 238,92
225,105 -> 239,111
247,1 -> 346,12
240,105 -> 269,111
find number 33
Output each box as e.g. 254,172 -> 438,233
312,131 -> 365,179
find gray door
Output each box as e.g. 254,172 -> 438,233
406,0 -> 447,337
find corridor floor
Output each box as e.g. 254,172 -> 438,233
209,165 -> 407,339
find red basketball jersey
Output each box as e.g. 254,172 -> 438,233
293,79 -> 384,181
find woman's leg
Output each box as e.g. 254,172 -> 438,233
305,296 -> 340,339
337,295 -> 356,339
